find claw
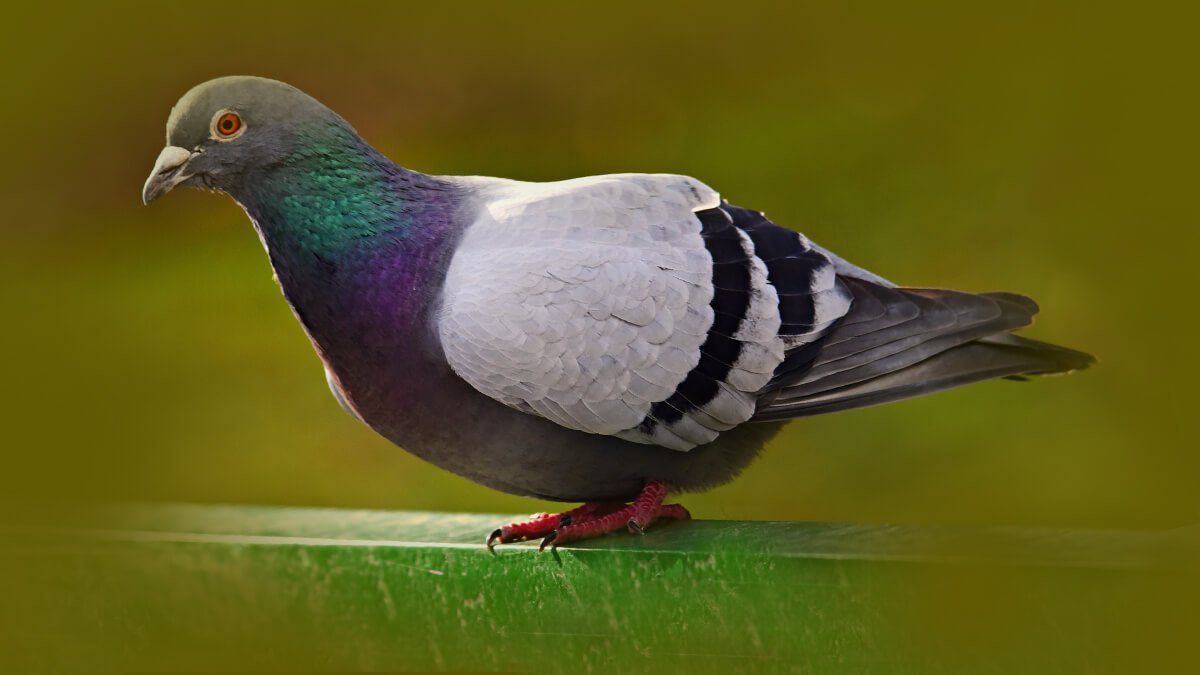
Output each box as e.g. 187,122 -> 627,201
627,519 -> 645,535
538,530 -> 558,553
486,528 -> 504,550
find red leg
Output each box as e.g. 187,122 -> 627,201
538,481 -> 690,551
486,502 -> 623,549
487,481 -> 691,551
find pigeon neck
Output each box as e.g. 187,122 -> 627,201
238,123 -> 442,260
233,124 -> 463,354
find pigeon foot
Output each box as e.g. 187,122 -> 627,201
483,481 -> 690,551
486,501 -> 625,550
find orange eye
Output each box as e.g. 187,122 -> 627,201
215,112 -> 242,137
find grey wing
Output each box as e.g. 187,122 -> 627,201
712,205 -> 1092,421
438,174 -> 809,451
441,184 -> 1092,445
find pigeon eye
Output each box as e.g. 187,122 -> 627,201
212,111 -> 243,140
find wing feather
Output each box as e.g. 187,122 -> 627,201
438,174 -> 731,447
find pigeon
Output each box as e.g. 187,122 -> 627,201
143,76 -> 1093,550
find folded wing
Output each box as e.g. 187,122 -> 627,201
438,175 -> 847,450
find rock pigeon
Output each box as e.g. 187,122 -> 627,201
143,76 -> 1093,549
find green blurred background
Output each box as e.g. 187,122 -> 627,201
2,2 -> 1199,672
0,2 -> 1195,527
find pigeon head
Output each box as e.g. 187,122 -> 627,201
142,76 -> 353,204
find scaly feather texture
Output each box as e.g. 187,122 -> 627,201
144,76 -> 1093,503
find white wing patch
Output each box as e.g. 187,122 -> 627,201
727,227 -> 785,389
438,174 -> 724,445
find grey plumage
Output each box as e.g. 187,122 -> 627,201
753,278 -> 1094,419
143,76 -> 1094,509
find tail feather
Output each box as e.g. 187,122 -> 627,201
752,278 -> 1094,421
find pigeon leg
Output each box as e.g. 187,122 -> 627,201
539,480 -> 690,551
486,502 -> 624,549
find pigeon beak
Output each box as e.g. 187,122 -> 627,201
142,146 -> 197,205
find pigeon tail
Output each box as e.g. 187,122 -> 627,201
751,278 -> 1095,421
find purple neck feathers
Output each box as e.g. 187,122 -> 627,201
233,128 -> 466,392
